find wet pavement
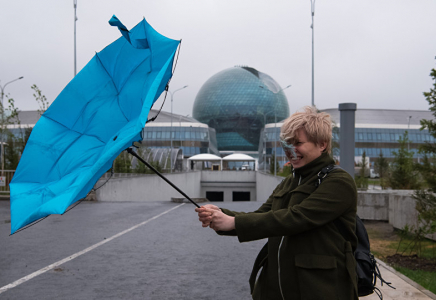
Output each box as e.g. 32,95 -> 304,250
1,201 -> 435,300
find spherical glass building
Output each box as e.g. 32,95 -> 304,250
193,66 -> 290,152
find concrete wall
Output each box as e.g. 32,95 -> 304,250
95,171 -> 435,240
256,171 -> 283,202
95,171 -> 202,202
357,190 -> 390,221
95,171 -> 257,203
388,191 -> 420,230
200,171 -> 256,202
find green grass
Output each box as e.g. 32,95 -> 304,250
392,266 -> 436,294
366,223 -> 436,294
368,178 -> 381,186
395,233 -> 436,259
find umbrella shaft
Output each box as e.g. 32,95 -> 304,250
127,148 -> 200,208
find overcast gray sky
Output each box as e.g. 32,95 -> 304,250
1,0 -> 436,118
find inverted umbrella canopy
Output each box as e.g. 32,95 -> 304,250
9,16 -> 180,234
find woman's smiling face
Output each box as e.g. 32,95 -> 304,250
285,129 -> 326,169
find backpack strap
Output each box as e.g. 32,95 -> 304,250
315,164 -> 341,187
249,242 -> 269,293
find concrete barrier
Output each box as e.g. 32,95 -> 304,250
95,171 -> 435,240
357,190 -> 390,221
200,170 -> 256,202
256,171 -> 283,202
95,171 -> 202,202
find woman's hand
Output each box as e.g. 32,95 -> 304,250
208,209 -> 235,232
195,204 -> 220,227
195,205 -> 235,231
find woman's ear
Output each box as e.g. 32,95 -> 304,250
319,141 -> 327,152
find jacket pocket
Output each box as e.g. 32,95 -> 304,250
273,189 -> 288,198
272,189 -> 290,210
295,254 -> 338,300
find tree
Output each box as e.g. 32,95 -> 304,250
355,151 -> 369,189
418,64 -> 436,190
114,151 -> 132,173
374,151 -> 389,189
0,94 -> 20,172
134,159 -> 148,173
31,84 -> 50,115
388,131 -> 420,189
410,60 -> 436,247
270,153 -> 279,175
4,132 -> 20,170
17,85 -> 50,152
279,163 -> 293,177
331,123 -> 340,162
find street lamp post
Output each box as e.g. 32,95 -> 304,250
408,116 -> 412,151
0,76 -> 24,176
310,0 -> 316,107
259,85 -> 292,176
169,85 -> 188,173
260,110 -> 274,172
74,0 -> 78,76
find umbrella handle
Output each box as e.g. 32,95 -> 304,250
126,148 -> 200,208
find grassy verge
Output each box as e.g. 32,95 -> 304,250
367,179 -> 380,186
365,221 -> 436,294
392,266 -> 436,294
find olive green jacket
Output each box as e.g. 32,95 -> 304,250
220,153 -> 358,300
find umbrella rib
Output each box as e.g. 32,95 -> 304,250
42,114 -> 106,145
94,52 -> 128,123
95,50 -> 151,124
31,116 -> 106,181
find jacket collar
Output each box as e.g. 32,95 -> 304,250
293,153 -> 335,181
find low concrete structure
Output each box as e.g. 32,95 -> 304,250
357,190 -> 390,221
95,171 -> 202,202
256,171 -> 283,201
200,170 -> 256,202
358,190 -> 436,241
95,171 -> 434,240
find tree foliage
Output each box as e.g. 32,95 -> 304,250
374,151 -> 389,189
0,94 -> 20,171
388,131 -> 420,189
355,151 -> 369,189
270,153 -> 280,175
114,151 -> 132,173
409,60 -> 436,250
279,164 -> 292,177
331,123 -> 340,161
4,132 -> 20,170
31,84 -> 50,115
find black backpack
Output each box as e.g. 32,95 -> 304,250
317,165 -> 395,299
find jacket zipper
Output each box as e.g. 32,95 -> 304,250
278,174 -> 302,300
278,236 -> 285,300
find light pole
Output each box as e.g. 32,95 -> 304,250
407,116 -> 412,151
310,0 -> 316,107
0,76 -> 24,176
169,85 -> 188,173
259,84 -> 292,176
74,0 -> 78,76
259,110 -> 274,172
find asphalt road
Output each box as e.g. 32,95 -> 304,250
0,201 -> 265,300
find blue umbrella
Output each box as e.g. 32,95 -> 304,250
9,16 -> 180,234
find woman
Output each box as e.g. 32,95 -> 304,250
196,106 -> 358,300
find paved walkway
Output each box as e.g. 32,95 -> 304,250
1,201 -> 435,300
363,259 -> 436,300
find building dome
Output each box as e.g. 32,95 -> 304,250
192,66 -> 290,151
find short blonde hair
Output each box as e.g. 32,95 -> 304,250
280,106 -> 332,154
